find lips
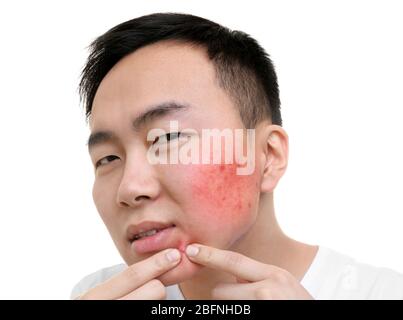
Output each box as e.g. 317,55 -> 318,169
127,221 -> 176,243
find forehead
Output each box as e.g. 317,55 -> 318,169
89,41 -> 222,127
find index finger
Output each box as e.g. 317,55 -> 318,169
81,248 -> 181,299
185,244 -> 278,282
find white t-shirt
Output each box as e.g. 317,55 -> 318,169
70,246 -> 403,299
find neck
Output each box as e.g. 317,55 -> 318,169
178,192 -> 318,299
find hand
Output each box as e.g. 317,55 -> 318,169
76,248 -> 181,300
185,244 -> 313,300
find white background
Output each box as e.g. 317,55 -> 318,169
0,0 -> 402,299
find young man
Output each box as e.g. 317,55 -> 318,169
71,13 -> 403,300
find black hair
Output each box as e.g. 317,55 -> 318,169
79,12 -> 282,128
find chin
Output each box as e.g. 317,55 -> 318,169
157,252 -> 203,286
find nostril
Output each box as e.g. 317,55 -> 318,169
134,195 -> 150,202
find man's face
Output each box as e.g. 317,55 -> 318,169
89,41 -> 262,284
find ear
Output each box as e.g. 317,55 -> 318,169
259,125 -> 289,193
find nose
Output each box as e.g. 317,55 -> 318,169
116,152 -> 161,208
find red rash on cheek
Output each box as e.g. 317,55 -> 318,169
190,163 -> 258,221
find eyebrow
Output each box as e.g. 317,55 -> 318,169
87,101 -> 189,152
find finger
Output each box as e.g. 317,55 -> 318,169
236,277 -> 250,284
118,279 -> 166,300
80,248 -> 181,300
185,244 -> 280,282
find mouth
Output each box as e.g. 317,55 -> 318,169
128,221 -> 177,254
127,221 -> 176,243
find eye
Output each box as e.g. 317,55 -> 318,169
152,132 -> 182,145
95,155 -> 119,168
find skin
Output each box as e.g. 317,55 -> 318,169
86,40 -> 318,299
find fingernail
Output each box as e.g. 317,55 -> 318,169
186,245 -> 200,257
166,249 -> 180,262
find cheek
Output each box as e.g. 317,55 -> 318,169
189,163 -> 260,228
92,181 -> 116,222
92,182 -> 108,221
